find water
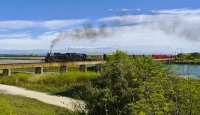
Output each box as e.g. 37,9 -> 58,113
0,59 -> 44,63
169,64 -> 200,79
0,59 -> 46,74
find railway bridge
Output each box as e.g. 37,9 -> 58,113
0,61 -> 105,76
0,58 -> 175,76
154,58 -> 175,64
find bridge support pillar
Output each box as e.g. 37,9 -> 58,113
165,60 -> 171,64
35,67 -> 43,74
79,65 -> 87,72
3,69 -> 11,76
60,66 -> 68,73
95,64 -> 101,72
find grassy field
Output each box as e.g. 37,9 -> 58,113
0,93 -> 78,115
0,71 -> 99,96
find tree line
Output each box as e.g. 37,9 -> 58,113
177,52 -> 200,60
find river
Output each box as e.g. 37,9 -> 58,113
167,64 -> 200,79
0,59 -> 47,74
0,59 -> 44,63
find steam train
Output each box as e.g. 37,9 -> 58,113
45,52 -> 106,62
45,52 -> 176,62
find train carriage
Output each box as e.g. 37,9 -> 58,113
86,54 -> 104,61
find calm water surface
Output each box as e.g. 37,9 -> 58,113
0,59 -> 48,74
0,59 -> 44,63
169,64 -> 200,78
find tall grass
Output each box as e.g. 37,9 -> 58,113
0,71 -> 99,93
29,71 -> 99,84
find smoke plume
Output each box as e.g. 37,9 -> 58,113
142,15 -> 200,41
50,23 -> 111,52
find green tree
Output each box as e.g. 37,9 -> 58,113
177,53 -> 187,59
82,50 -> 136,114
80,50 -> 172,114
190,52 -> 200,59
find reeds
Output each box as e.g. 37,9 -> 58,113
0,71 -> 99,93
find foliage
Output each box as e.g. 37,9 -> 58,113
177,53 -> 188,59
79,50 -> 200,115
0,71 -> 99,93
190,52 -> 200,59
177,52 -> 200,60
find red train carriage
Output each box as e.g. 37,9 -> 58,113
152,54 -> 176,59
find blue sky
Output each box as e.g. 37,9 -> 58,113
1,0 -> 200,54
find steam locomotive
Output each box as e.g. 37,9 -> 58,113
45,52 -> 106,62
45,52 -> 176,62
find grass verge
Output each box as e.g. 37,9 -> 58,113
0,93 -> 79,115
0,71 -> 99,96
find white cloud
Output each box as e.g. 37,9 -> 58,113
0,19 -> 88,31
0,33 -> 30,39
109,8 -> 141,12
0,21 -> 36,30
0,32 -> 57,50
121,8 -> 141,11
97,15 -> 148,25
41,19 -> 88,30
151,8 -> 200,15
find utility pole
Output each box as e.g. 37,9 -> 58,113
181,47 -> 182,53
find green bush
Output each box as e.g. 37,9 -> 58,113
17,73 -> 29,84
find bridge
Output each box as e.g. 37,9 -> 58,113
154,58 -> 175,64
0,57 -> 175,76
0,61 -> 105,76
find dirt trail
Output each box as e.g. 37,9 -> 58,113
0,84 -> 86,112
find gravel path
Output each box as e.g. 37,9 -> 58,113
0,84 -> 86,112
